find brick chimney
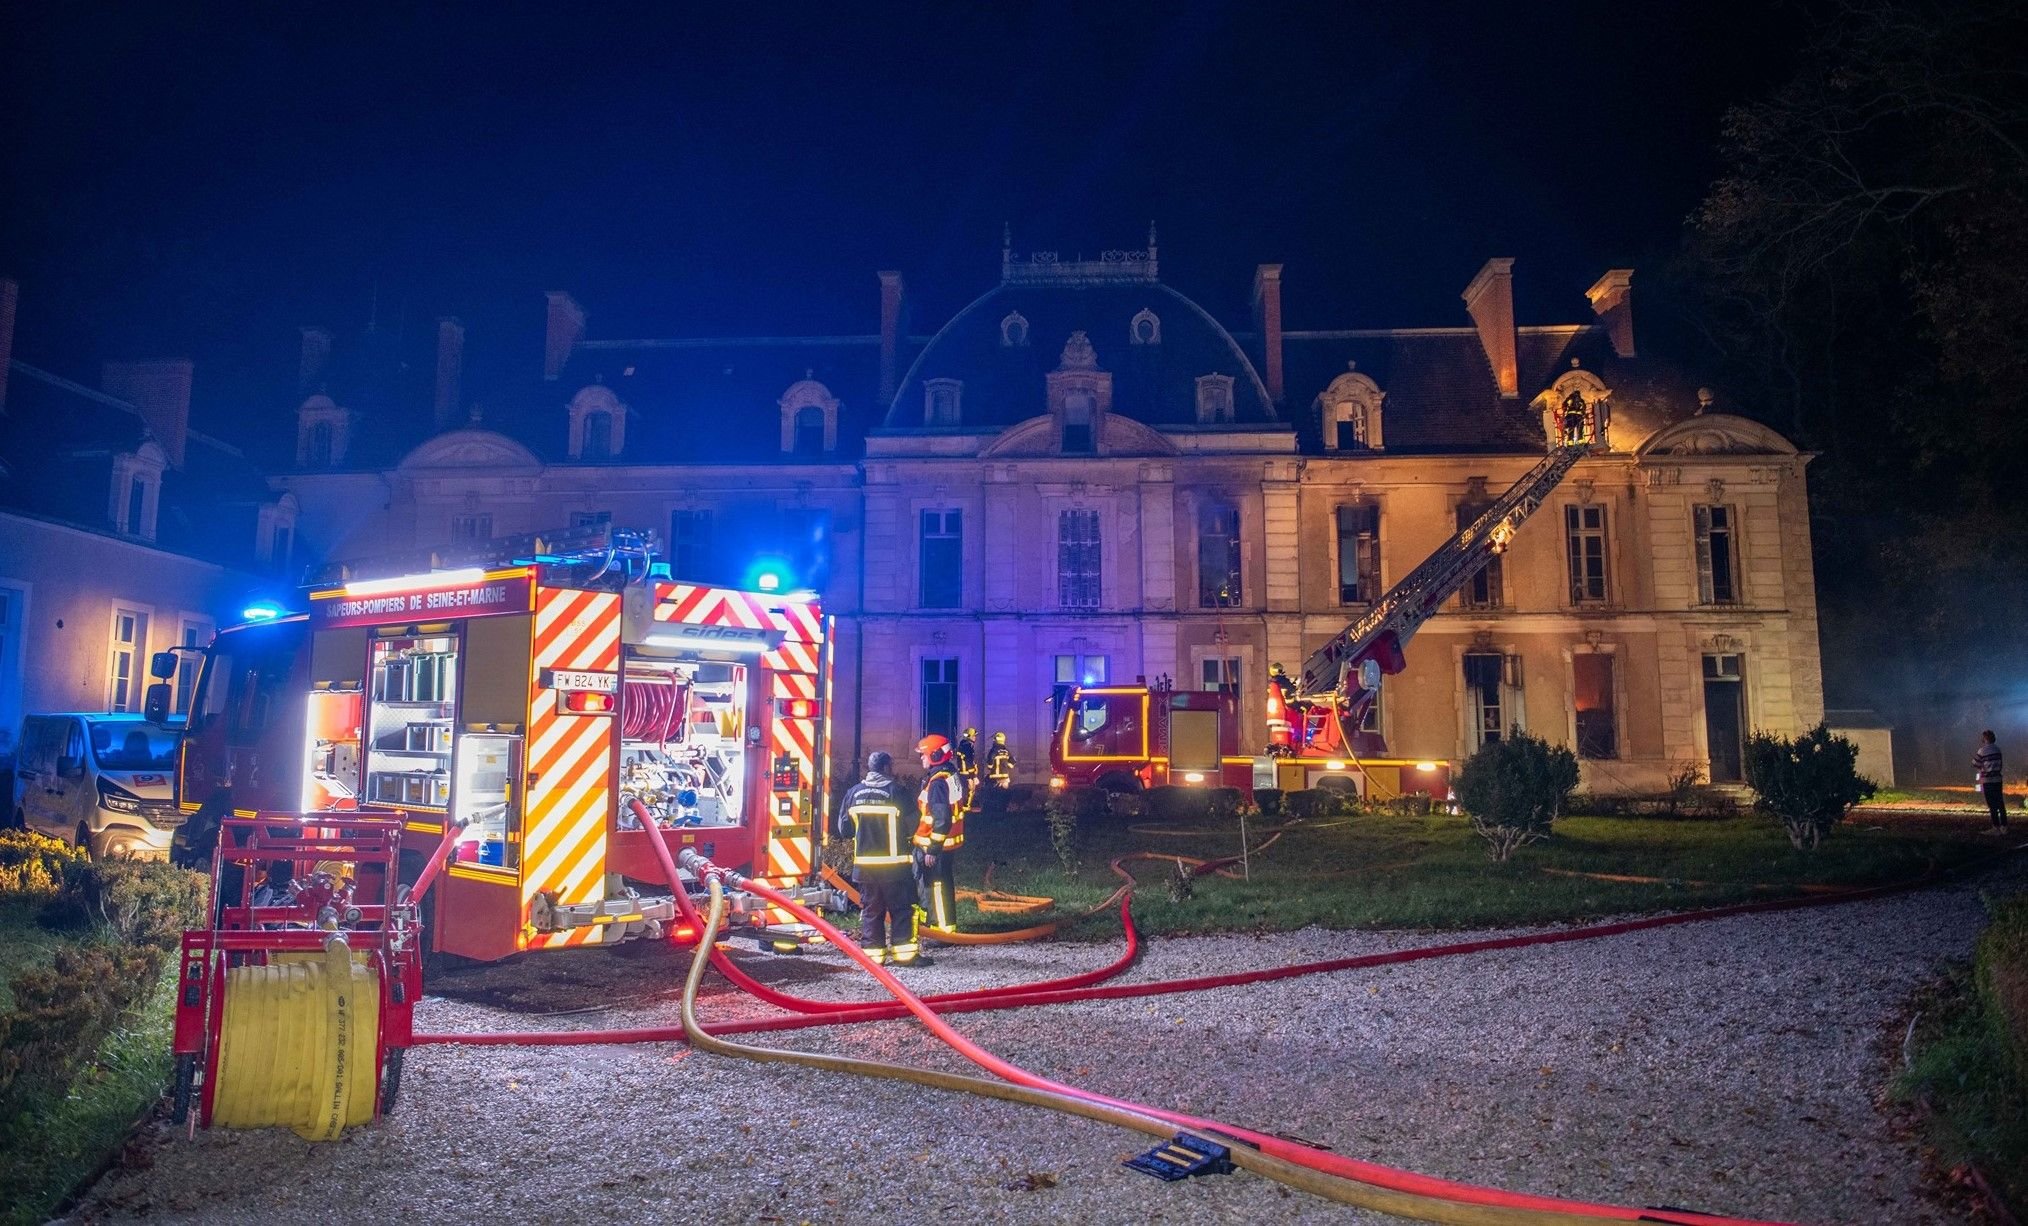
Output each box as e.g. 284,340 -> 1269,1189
543,291 -> 586,381
298,326 -> 332,394
0,279 -> 17,415
1586,269 -> 1636,358
1251,264 -> 1285,404
433,316 -> 465,429
102,360 -> 194,469
877,271 -> 906,405
1462,259 -> 1519,398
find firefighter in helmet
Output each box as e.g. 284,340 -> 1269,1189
984,731 -> 1015,790
955,728 -> 980,787
914,733 -> 967,932
835,751 -> 925,966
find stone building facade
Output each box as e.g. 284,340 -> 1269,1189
274,241 -> 1822,792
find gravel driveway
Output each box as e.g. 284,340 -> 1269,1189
68,862 -> 2024,1225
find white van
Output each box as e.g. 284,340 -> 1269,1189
12,712 -> 184,858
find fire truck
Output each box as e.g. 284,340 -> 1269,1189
167,526 -> 838,961
1050,429 -> 1599,798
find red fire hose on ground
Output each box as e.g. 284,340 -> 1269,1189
671,850 -> 1787,1226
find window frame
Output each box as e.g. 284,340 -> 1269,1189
106,605 -> 151,713
1457,500 -> 1503,609
1564,504 -> 1610,606
669,508 -> 715,581
1196,501 -> 1243,608
924,379 -> 963,426
1693,504 -> 1739,605
1194,374 -> 1236,425
918,508 -> 963,609
581,410 -> 614,460
1572,650 -> 1619,760
1334,502 -> 1381,605
919,656 -> 959,741
1056,508 -> 1102,609
450,512 -> 493,542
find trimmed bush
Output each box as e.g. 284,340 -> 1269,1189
1206,787 -> 1245,821
1143,786 -> 1213,824
1252,789 -> 1283,819
0,829 -> 87,900
1455,732 -> 1579,861
1284,788 -> 1337,820
1743,724 -> 1877,849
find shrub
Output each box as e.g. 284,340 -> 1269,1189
1105,791 -> 1147,822
1284,788 -> 1337,820
1044,786 -> 1105,875
1976,895 -> 2028,1085
1743,724 -> 1877,850
0,830 -> 88,900
1455,732 -> 1580,861
1382,792 -> 1435,818
1252,789 -> 1283,819
1144,786 -> 1213,824
1206,787 -> 1245,822
42,855 -> 207,951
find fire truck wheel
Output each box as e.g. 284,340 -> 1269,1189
1095,772 -> 1142,794
169,1054 -> 196,1124
380,1048 -> 406,1116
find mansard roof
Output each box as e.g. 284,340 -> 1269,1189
882,280 -> 1276,431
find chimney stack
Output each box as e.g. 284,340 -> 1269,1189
1251,264 -> 1285,404
433,317 -> 465,429
1462,258 -> 1519,398
543,291 -> 585,381
1586,269 -> 1636,358
877,270 -> 906,404
0,279 -> 17,415
298,326 -> 333,394
102,360 -> 194,469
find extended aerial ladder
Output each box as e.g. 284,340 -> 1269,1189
1279,425 -> 1600,753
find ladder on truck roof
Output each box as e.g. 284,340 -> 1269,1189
1297,437 -> 1595,705
305,523 -> 660,588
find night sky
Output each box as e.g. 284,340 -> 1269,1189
0,2 -> 1806,422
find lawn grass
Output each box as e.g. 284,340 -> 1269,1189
948,805 -> 2003,939
0,961 -> 177,1226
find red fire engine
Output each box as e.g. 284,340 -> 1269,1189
171,527 -> 838,961
1050,431 -> 1598,798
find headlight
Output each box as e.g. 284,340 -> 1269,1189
96,778 -> 144,814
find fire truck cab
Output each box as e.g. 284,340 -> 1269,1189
174,530 -> 835,961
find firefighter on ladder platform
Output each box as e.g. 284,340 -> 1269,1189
836,752 -> 925,966
914,734 -> 966,933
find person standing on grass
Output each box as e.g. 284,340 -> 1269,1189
1975,730 -> 2008,832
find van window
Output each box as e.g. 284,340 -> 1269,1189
90,720 -> 178,770
20,717 -> 57,773
62,719 -> 86,769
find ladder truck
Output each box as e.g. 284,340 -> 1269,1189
1049,427 -> 1599,797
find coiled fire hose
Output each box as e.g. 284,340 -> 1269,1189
678,864 -> 1786,1226
209,936 -> 380,1139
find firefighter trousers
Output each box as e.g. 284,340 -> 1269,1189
857,868 -> 919,963
922,849 -> 958,931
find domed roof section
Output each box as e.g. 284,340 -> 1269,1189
884,280 -> 1275,430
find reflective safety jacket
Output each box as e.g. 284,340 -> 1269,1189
985,744 -> 1014,785
838,774 -> 911,869
914,763 -> 966,851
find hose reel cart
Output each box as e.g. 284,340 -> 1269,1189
171,813 -> 424,1138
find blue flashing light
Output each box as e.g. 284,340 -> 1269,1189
746,554 -> 791,594
756,571 -> 782,592
242,602 -> 284,622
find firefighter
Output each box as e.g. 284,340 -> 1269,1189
984,731 -> 1015,789
955,727 -> 980,787
913,733 -> 966,932
835,751 -> 926,966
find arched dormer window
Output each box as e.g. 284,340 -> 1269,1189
1195,374 -> 1235,424
1130,308 -> 1161,346
1320,364 -> 1385,452
295,392 -> 353,468
256,493 -> 299,572
1000,311 -> 1030,347
567,384 -> 629,460
109,440 -> 167,542
1531,363 -> 1612,449
778,375 -> 840,454
925,378 -> 963,426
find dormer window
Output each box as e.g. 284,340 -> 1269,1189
925,378 -> 963,426
567,384 -> 629,460
1320,364 -> 1385,452
1195,374 -> 1235,424
1130,309 -> 1161,345
1000,311 -> 1030,347
306,421 -> 334,466
295,392 -> 353,467
108,441 -> 166,542
778,375 -> 840,454
257,494 -> 299,572
1532,364 -> 1612,449
1062,391 -> 1096,454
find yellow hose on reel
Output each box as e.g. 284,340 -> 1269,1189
210,937 -> 380,1139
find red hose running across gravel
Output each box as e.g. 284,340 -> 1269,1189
705,858 -> 1783,1226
